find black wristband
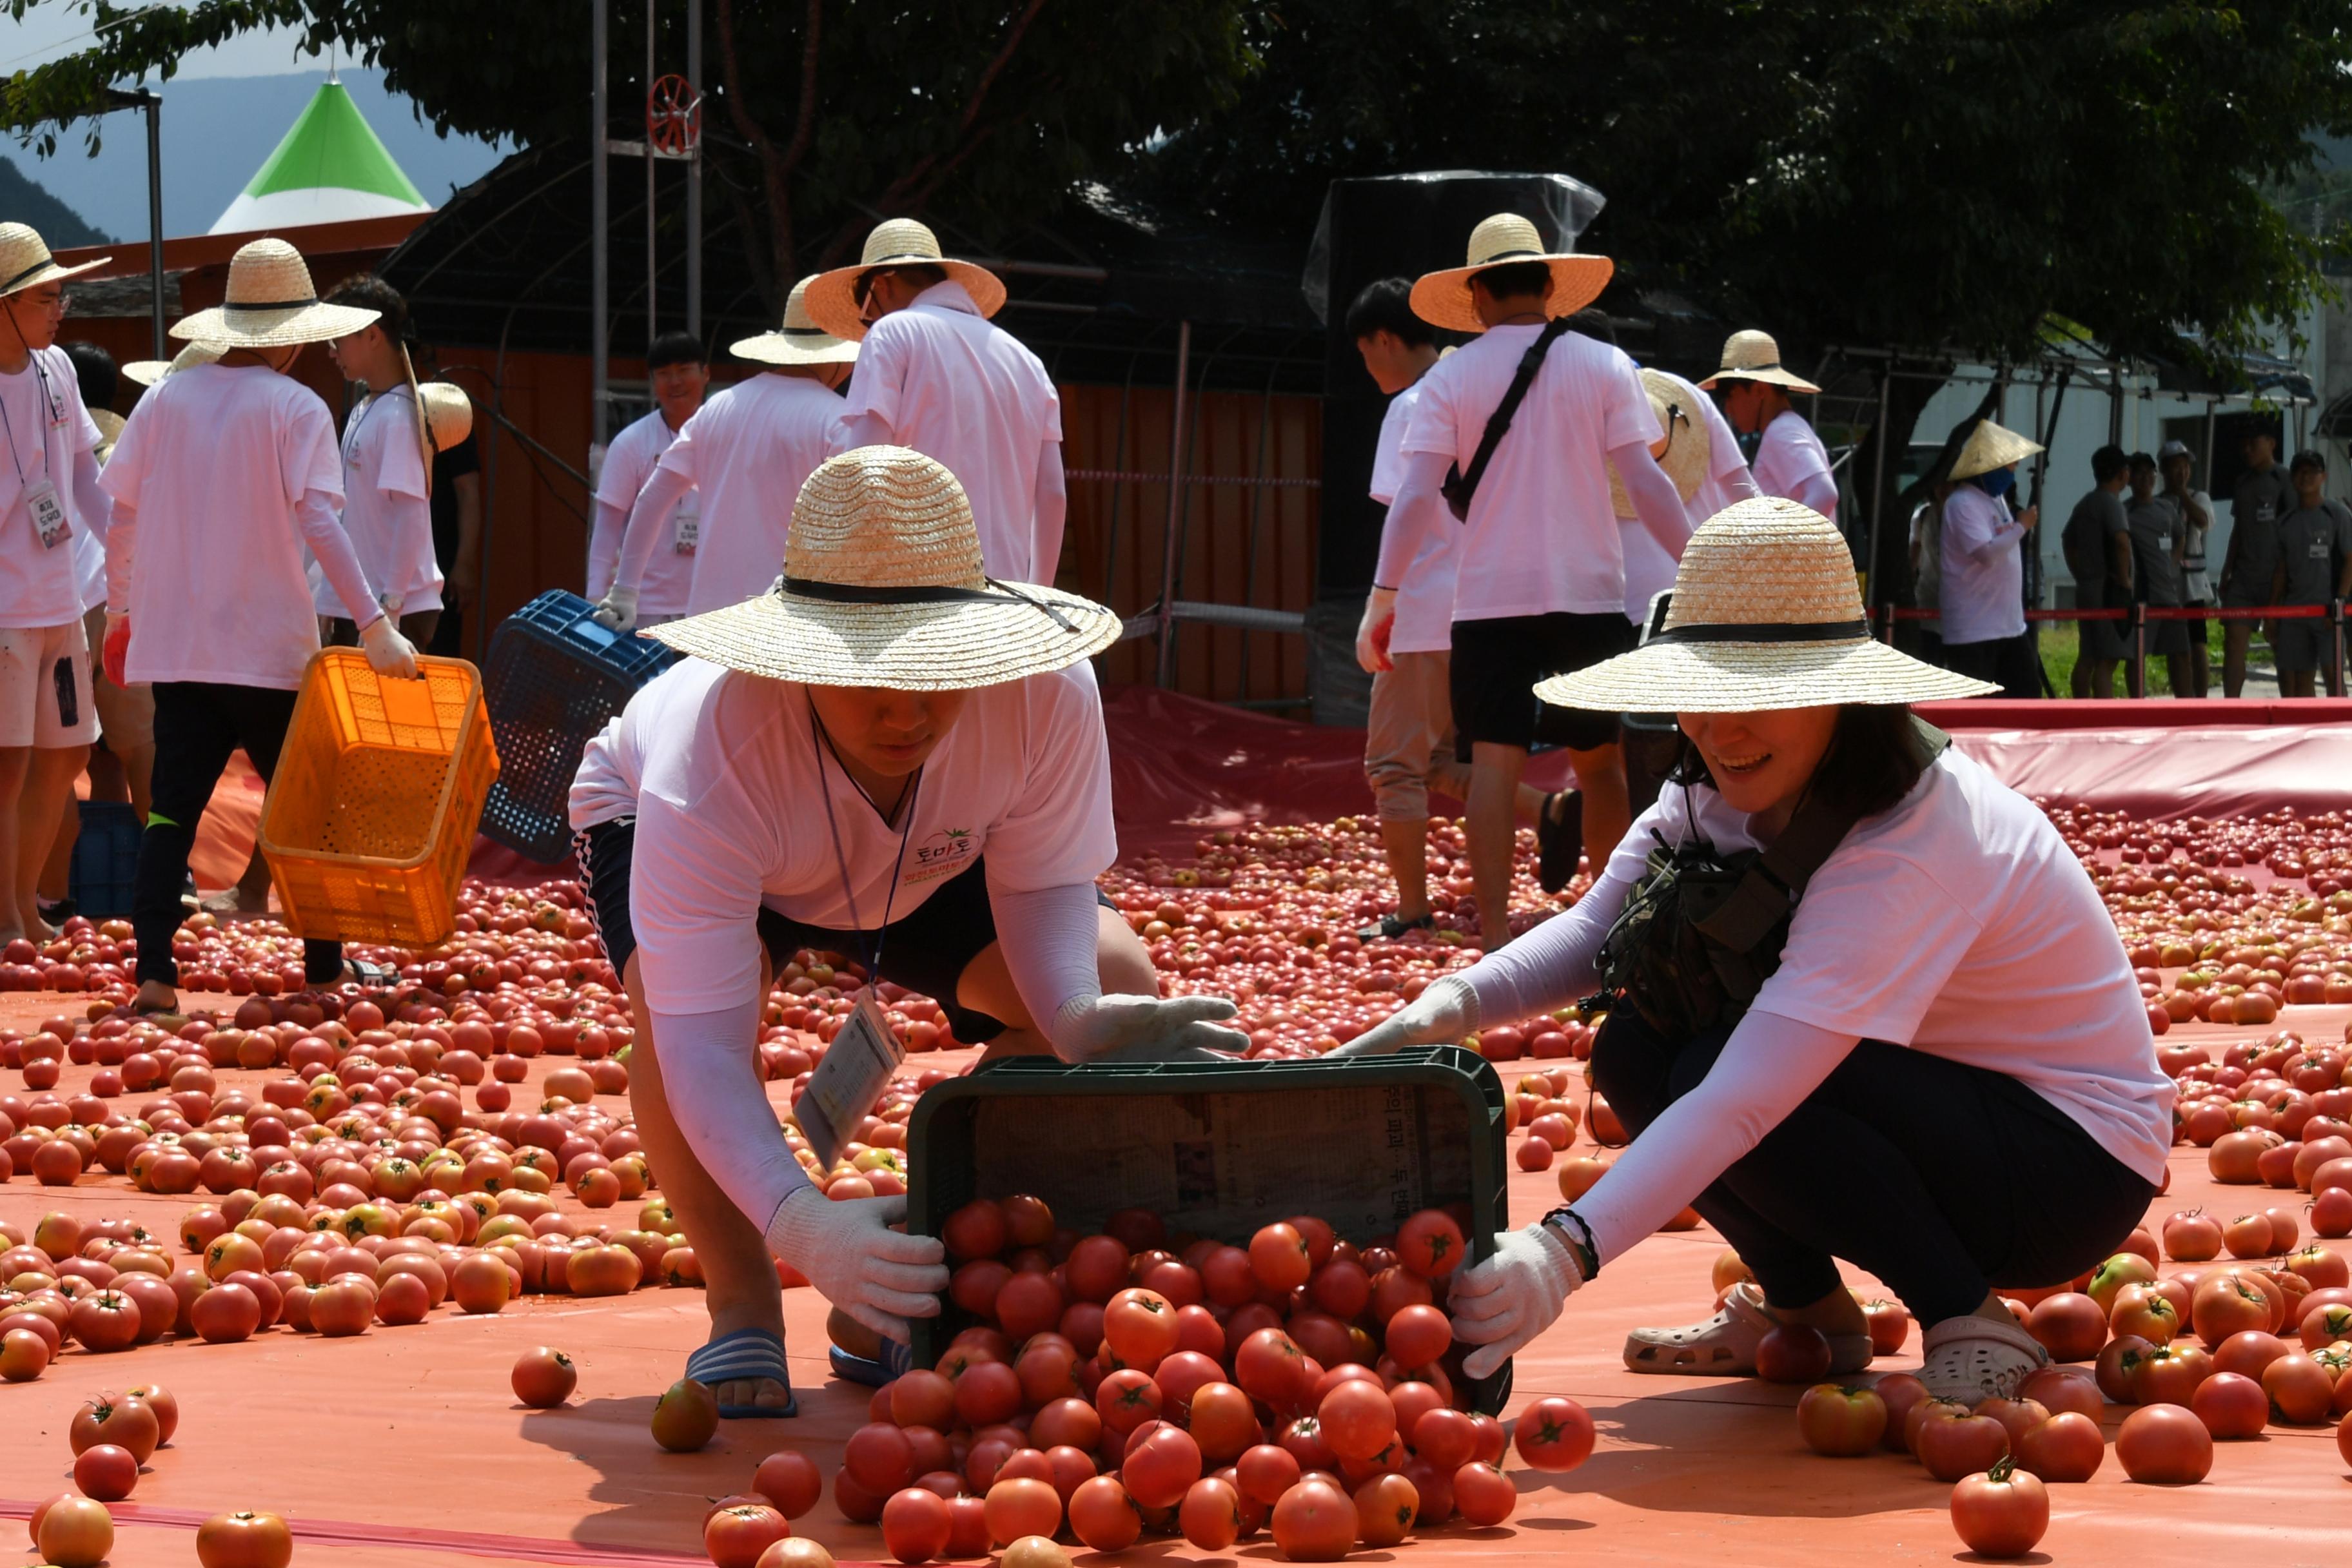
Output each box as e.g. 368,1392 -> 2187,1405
1541,1206 -> 1600,1280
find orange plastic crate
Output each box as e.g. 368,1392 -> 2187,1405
259,650 -> 500,948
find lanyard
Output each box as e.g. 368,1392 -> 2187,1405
0,352 -> 62,486
806,696 -> 924,986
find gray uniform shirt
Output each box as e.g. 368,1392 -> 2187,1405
2127,496 -> 2185,606
2225,465 -> 2294,606
2274,501 -> 2352,605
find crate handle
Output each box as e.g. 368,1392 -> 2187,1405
568,615 -> 620,649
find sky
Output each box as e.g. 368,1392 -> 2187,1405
1,5 -> 510,240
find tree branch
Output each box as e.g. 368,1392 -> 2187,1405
874,0 -> 1048,213
778,0 -> 823,181
714,0 -> 796,306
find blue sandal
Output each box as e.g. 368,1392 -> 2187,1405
685,1326 -> 798,1418
828,1338 -> 914,1389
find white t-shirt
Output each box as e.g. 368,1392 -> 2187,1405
1399,324 -> 1660,621
657,374 -> 844,615
589,407 -> 699,614
309,386 -> 442,616
841,282 -> 1063,585
0,346 -> 102,629
100,363 -> 357,689
1939,482 -> 2027,645
608,659 -> 1117,1016
1370,382 -> 1454,656
1685,386 -> 1755,527
1752,408 -> 1836,522
1622,749 -> 2173,1180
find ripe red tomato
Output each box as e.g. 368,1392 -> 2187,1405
2015,1367 -> 2102,1424
1381,1302 -> 1453,1370
2023,1291 -> 2109,1361
1179,1476 -> 1245,1549
1861,1299 -> 1910,1355
1395,1210 -> 1466,1279
1354,1471 -> 1422,1542
1068,1476 -> 1142,1552
1235,1442 -> 1302,1506
1269,1476 -> 1355,1562
1949,1457 -> 2048,1558
1914,1411 -> 2009,1483
2012,1411 -> 2104,1482
1974,1396 -> 2050,1451
1029,1396 -> 1101,1453
1062,1235 -> 1130,1304
879,1488 -> 952,1565
1451,1460 -> 1515,1527
651,1379 -> 719,1453
2189,1370 -> 2269,1438
1796,1383 -> 1886,1456
846,1422 -> 919,1493
1511,1396 -> 1594,1472
1200,1244 -> 1257,1306
1316,1378 -> 1398,1462
706,1505 -> 792,1568
952,1360 -> 1023,1427
995,1271 -> 1064,1341
1249,1223 -> 1312,1291
1123,1424 -> 1204,1509
942,1200 -> 1008,1260
1753,1322 -> 1833,1384
981,1477 -> 1061,1545
36,1495 -> 113,1568
511,1347 -> 576,1408
753,1450 -> 823,1518
1189,1381 -> 1262,1462
2259,1350 -> 2336,1424
2130,1342 -> 2214,1407
193,1509 -> 293,1568
71,1442 -> 137,1502
1093,1367 -> 1163,1435
1104,1288 -> 1181,1368
1233,1326 -> 1309,1409
2115,1402 -> 2213,1484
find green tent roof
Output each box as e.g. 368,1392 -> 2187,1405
210,79 -> 431,234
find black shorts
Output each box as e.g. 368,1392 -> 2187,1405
1449,612 -> 1636,752
575,818 -> 1109,1045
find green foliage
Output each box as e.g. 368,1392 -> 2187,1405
1139,0 -> 2352,360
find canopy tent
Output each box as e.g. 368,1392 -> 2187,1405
210,77 -> 433,235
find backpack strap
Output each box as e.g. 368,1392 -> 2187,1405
1442,317 -> 1572,521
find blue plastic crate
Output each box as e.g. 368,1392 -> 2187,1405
68,800 -> 143,918
478,591 -> 681,863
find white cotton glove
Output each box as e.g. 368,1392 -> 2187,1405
1355,586 -> 1398,674
764,1186 -> 949,1342
358,614 -> 422,680
1055,993 -> 1251,1064
1327,974 -> 1477,1057
593,583 -> 640,632
1448,1220 -> 1589,1379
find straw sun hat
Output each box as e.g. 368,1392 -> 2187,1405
123,341 -> 224,387
649,446 -> 1121,691
1534,496 -> 1998,712
0,222 -> 108,299
1410,213 -> 1613,335
1609,368 -> 1714,518
1949,418 -> 2044,482
801,219 -> 1007,344
170,237 -> 379,347
730,275 -> 861,368
1696,329 -> 1822,395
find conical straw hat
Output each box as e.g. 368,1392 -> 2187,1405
1696,329 -> 1821,395
1610,368 -> 1714,517
170,237 -> 379,347
649,446 -> 1121,691
122,341 -> 224,387
1409,213 -> 1613,335
1948,418 -> 2044,481
731,276 -> 862,367
1534,496 -> 1997,712
0,223 -> 108,298
801,219 -> 1007,343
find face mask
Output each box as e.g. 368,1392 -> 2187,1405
1972,467 -> 2016,500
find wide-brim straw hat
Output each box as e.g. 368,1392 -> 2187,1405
649,446 -> 1122,691
0,223 -> 108,299
1949,418 -> 2044,481
1410,213 -> 1613,335
122,341 -> 223,387
1610,368 -> 1714,516
1697,329 -> 1821,395
171,238 -> 379,347
416,382 -> 473,453
801,219 -> 1007,343
730,275 -> 861,367
1534,496 -> 1998,712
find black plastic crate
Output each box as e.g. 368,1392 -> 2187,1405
903,1045 -> 1513,1412
478,591 -> 681,863
68,801 -> 142,919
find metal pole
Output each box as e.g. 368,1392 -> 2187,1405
686,0 -> 703,338
1154,320 -> 1193,687
645,0 -> 657,340
1864,368 -> 1890,606
142,96 -> 164,362
591,0 -> 610,451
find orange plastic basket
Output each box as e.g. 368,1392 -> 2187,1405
259,649 -> 500,948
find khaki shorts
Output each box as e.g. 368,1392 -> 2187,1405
0,618 -> 99,749
1364,649 -> 1473,821
82,604 -> 155,752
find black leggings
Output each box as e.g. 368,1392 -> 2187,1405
133,681 -> 342,989
1591,1008 -> 2157,1327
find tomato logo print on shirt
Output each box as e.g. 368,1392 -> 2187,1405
906,827 -> 977,886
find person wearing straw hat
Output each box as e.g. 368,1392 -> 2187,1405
1938,417 -> 2045,700
567,445 -> 1246,1414
121,341 -> 222,389
586,330 -> 710,629
1376,213 -> 1690,948
99,237 -> 422,1017
806,219 -> 1065,587
1336,497 -> 2170,1404
0,224 -> 112,947
310,275 -> 451,651
1699,330 -> 1838,522
596,277 -> 856,629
